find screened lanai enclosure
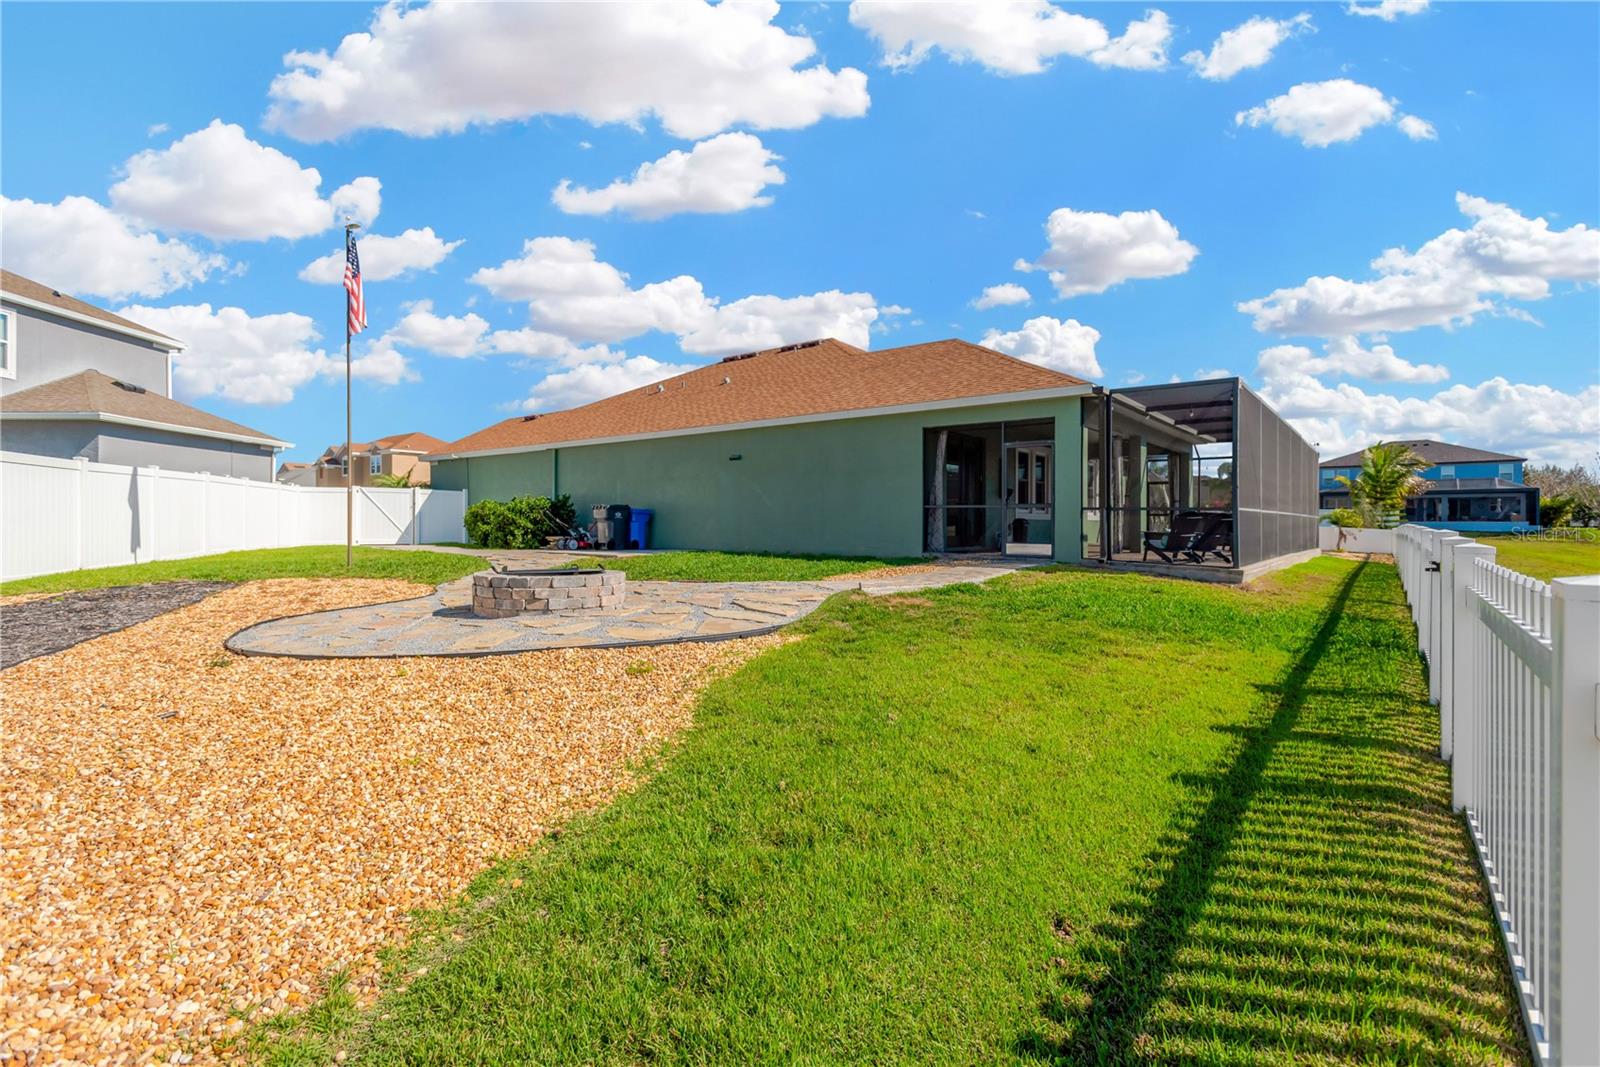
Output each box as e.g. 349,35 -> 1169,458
1082,378 -> 1319,578
923,418 -> 1056,556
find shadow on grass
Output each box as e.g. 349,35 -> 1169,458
1020,560 -> 1529,1064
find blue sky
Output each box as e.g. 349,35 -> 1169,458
3,1 -> 1596,466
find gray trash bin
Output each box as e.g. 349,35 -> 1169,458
591,504 -> 611,548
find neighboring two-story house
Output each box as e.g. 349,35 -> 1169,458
1318,439 -> 1540,531
0,270 -> 288,480
311,432 -> 448,487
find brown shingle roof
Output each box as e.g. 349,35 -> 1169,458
433,338 -> 1090,457
370,431 -> 449,453
1320,439 -> 1527,467
0,270 -> 180,346
1,370 -> 286,446
316,432 -> 450,464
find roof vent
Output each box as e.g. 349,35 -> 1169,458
111,379 -> 147,394
520,414 -> 540,422
721,376 -> 731,386
775,339 -> 824,354
656,383 -> 665,393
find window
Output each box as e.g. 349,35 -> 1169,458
369,455 -> 382,475
1438,465 -> 1456,479
0,308 -> 14,379
1499,462 -> 1515,479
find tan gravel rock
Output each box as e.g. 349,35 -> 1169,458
1,578 -> 776,1065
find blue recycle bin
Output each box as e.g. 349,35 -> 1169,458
628,508 -> 653,550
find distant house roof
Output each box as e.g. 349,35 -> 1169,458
1320,439 -> 1527,468
315,431 -> 449,464
432,337 -> 1091,459
0,270 -> 182,350
0,369 -> 288,448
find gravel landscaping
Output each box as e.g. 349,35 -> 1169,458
0,578 -> 778,1065
0,581 -> 233,670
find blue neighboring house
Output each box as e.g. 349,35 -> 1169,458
1318,439 -> 1541,532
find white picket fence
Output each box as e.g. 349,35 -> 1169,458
0,451 -> 467,581
1394,524 -> 1600,1066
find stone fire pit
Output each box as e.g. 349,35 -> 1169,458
471,567 -> 625,619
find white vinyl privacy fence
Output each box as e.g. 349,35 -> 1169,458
1394,524 -> 1600,1066
0,451 -> 467,581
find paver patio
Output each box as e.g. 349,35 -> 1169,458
227,554 -> 1040,658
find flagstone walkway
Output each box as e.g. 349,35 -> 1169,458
225,556 -> 1041,658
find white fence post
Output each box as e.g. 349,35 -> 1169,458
1552,576 -> 1600,1065
72,456 -> 87,572
1450,542 -> 1496,787
410,486 -> 420,545
1436,534 -> 1469,754
1427,528 -> 1459,707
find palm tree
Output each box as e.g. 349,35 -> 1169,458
371,472 -> 415,488
1337,443 -> 1430,528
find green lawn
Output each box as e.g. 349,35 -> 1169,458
596,550 -> 925,583
254,557 -> 1525,1065
0,546 -> 484,596
1476,532 -> 1600,582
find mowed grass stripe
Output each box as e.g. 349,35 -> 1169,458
254,557 -> 1527,1066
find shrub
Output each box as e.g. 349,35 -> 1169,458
464,494 -> 578,548
1326,508 -> 1364,529
1540,494 -> 1577,529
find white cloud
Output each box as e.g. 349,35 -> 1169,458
472,237 -> 711,343
849,0 -> 1109,74
1,195 -> 225,301
349,342 -> 422,386
849,2 -> 1169,74
679,290 -> 880,355
471,237 -> 885,354
329,176 -> 382,227
1089,10 -> 1172,71
1016,206 -> 1198,297
1235,79 -> 1404,147
552,133 -> 785,220
146,122 -> 169,137
109,120 -> 380,241
1255,346 -> 1598,467
266,0 -> 868,142
1182,13 -> 1311,81
1346,0 -> 1428,20
380,300 -> 490,358
520,355 -> 698,412
973,282 -> 1031,310
1258,336 -> 1449,384
1397,113 -> 1437,141
1192,367 -> 1233,380
299,227 -> 463,284
1239,192 -> 1600,335
117,302 -> 413,405
980,315 -> 1102,378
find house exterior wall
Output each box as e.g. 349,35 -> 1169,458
431,397 -> 1085,561
0,419 -> 102,461
94,424 -> 274,480
0,299 -> 172,398
0,417 -> 275,480
1319,459 -> 1524,489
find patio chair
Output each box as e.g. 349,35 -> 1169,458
1143,510 -> 1206,563
1184,515 -> 1234,566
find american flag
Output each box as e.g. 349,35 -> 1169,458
343,228 -> 366,336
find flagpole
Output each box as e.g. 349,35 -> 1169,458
343,220 -> 360,569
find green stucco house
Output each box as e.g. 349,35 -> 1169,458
427,337 -> 1320,577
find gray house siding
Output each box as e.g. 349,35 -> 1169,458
2,419 -> 275,479
95,424 -> 275,480
1,300 -> 171,398
0,419 -> 102,461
